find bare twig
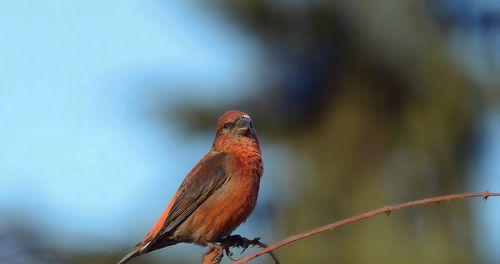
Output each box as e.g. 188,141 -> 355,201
233,191 -> 500,264
245,240 -> 280,264
202,247 -> 223,264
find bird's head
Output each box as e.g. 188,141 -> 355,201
212,110 -> 259,151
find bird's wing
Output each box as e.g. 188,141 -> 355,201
147,152 -> 230,246
116,152 -> 230,264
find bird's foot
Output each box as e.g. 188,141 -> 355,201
219,235 -> 280,264
221,235 -> 260,254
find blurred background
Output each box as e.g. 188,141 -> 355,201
1,0 -> 500,263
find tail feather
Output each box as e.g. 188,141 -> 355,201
118,235 -> 177,264
116,248 -> 140,264
117,242 -> 149,264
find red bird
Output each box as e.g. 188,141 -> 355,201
118,110 -> 263,264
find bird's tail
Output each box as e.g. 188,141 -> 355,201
116,248 -> 140,264
117,242 -> 149,264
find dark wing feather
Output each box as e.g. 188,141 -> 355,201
147,152 -> 229,248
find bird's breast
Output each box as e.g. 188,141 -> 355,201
177,151 -> 262,244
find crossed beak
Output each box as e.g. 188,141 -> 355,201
236,116 -> 253,136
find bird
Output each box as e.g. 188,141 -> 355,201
117,110 -> 263,264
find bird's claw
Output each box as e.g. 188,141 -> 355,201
225,248 -> 239,261
224,235 -> 260,249
218,235 -> 280,264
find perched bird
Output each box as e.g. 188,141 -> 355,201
118,110 -> 263,264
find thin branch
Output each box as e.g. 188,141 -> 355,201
233,191 -> 500,264
202,247 -> 223,264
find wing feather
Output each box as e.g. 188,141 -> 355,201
146,152 -> 229,249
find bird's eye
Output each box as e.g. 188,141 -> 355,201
223,122 -> 233,130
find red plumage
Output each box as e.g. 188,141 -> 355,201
117,110 -> 263,264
